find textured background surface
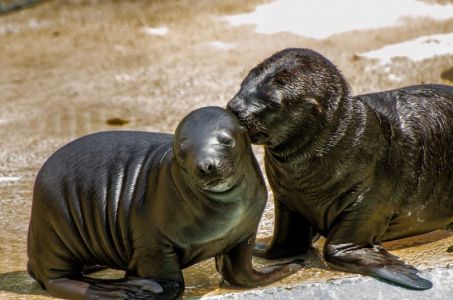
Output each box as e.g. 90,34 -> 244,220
0,0 -> 452,299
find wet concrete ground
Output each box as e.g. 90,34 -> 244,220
0,0 -> 452,299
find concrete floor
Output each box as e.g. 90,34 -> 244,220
203,266 -> 453,300
0,0 -> 452,299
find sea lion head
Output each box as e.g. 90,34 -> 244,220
174,106 -> 249,193
227,48 -> 350,149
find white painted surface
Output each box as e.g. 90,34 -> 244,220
115,74 -> 135,82
388,73 -> 403,82
140,26 -> 169,36
0,177 -> 21,183
0,19 -> 49,35
225,0 -> 453,39
360,32 -> 453,63
207,41 -> 234,50
204,266 -> 453,300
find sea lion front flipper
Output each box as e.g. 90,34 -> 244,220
254,199 -> 317,259
216,233 -> 303,288
324,208 -> 432,290
44,276 -> 164,300
130,246 -> 185,299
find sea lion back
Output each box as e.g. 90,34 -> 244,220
358,85 -> 453,205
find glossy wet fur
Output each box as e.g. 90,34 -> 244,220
227,48 -> 453,290
27,106 -> 303,300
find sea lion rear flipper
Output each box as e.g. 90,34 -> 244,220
216,233 -> 303,288
371,260 -> 432,290
253,199 -> 317,259
324,242 -> 432,290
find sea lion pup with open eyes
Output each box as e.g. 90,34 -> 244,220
227,48 -> 453,290
27,106 -> 303,300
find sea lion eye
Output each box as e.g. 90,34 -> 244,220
217,132 -> 235,148
272,68 -> 292,86
176,142 -> 188,159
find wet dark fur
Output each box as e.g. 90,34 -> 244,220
27,107 -> 302,300
227,48 -> 453,290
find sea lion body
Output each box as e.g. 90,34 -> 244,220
227,48 -> 453,290
356,85 -> 453,239
265,84 -> 453,240
27,107 -> 302,300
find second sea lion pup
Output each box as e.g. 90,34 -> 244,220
227,48 -> 453,290
27,106 -> 303,300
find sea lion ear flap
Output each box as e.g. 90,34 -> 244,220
305,97 -> 324,114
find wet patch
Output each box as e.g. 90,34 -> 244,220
441,67 -> 453,82
140,26 -> 169,36
106,117 -> 130,126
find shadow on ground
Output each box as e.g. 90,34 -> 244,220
0,270 -> 47,297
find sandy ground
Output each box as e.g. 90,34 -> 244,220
0,0 -> 452,299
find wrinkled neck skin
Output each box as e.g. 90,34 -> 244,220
161,147 -> 266,267
169,145 -> 265,238
267,89 -> 356,165
262,82 -> 388,234
171,154 -> 247,208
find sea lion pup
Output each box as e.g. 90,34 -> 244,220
27,106 -> 303,300
227,48 -> 453,290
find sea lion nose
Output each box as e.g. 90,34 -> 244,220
197,158 -> 216,175
226,96 -> 244,114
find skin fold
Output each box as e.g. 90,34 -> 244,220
227,48 -> 453,290
27,106 -> 302,300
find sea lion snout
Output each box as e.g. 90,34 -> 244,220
197,157 -> 216,175
196,154 -> 232,178
227,92 -> 268,119
194,141 -> 237,192
226,95 -> 246,115
227,94 -> 274,145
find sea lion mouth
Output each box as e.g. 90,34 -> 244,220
233,113 -> 269,144
201,174 -> 244,194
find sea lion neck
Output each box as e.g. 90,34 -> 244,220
267,90 -> 355,162
169,156 -> 244,209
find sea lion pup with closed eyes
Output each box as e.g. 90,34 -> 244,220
227,48 -> 453,290
27,106 -> 303,300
